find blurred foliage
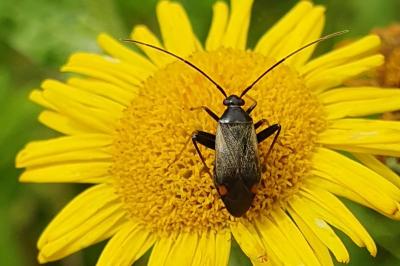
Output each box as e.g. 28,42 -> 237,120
1,0 -> 399,265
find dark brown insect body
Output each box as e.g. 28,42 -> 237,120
124,30 -> 347,217
215,103 -> 261,216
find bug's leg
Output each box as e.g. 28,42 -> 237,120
167,130 -> 215,170
254,118 -> 268,130
245,95 -> 257,114
257,124 -> 281,158
192,131 -> 215,172
190,106 -> 219,122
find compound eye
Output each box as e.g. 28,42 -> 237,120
217,185 -> 228,196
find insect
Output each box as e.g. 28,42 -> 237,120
124,30 -> 347,217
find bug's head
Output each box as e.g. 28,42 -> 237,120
223,95 -> 245,107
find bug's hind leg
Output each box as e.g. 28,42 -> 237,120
257,124 -> 281,158
192,131 -> 215,173
190,106 -> 219,122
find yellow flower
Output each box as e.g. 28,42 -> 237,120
16,0 -> 400,265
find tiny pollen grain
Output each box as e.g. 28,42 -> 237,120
111,48 -> 326,235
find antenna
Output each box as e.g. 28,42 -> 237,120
240,30 -> 349,98
123,39 -> 228,97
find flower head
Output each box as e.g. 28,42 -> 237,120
17,0 -> 400,265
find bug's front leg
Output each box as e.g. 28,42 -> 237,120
257,124 -> 281,158
190,106 -> 219,122
192,130 -> 215,171
245,95 -> 257,114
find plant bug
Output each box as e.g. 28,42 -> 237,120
124,30 -> 348,217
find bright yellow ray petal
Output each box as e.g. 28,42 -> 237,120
255,215 -> 305,265
312,148 -> 400,219
163,232 -> 199,265
300,188 -> 377,256
206,1 -> 229,51
320,119 -> 400,155
353,153 -> 400,188
318,87 -> 400,104
16,134 -> 111,168
230,220 -> 269,264
97,222 -> 155,266
301,35 -> 381,76
214,230 -> 231,266
272,6 -> 325,69
19,162 -> 111,183
38,185 -> 126,263
40,81 -> 118,133
324,95 -> 400,120
38,111 -> 94,135
305,54 -> 384,93
156,1 -> 200,56
61,65 -> 135,91
289,197 -> 350,263
287,208 -> 333,266
131,25 -> 173,66
192,231 -> 213,266
66,53 -> 150,84
30,89 -> 55,110
41,79 -> 125,114
67,78 -> 135,106
97,33 -> 155,71
222,0 -> 254,49
271,208 -> 321,266
255,1 -> 313,56
148,236 -> 175,266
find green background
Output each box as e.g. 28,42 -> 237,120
1,0 -> 400,265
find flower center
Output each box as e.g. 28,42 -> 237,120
112,48 -> 326,235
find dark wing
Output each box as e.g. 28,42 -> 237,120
214,123 -> 261,188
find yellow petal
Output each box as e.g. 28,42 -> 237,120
230,220 -> 269,264
312,148 -> 400,219
41,80 -> 118,133
38,111 -> 94,135
301,35 -> 381,76
206,1 -> 229,51
272,6 -> 325,69
318,87 -> 400,104
320,119 -> 400,155
215,230 -> 231,266
61,65 -> 135,91
222,0 -> 254,49
270,208 -> 321,266
67,77 -> 136,107
324,93 -> 400,120
289,197 -> 349,263
41,79 -> 125,114
300,188 -> 376,256
192,231 -> 214,266
131,25 -> 173,66
255,215 -> 304,265
287,207 -> 333,266
16,134 -> 112,168
97,33 -> 155,71
66,53 -> 150,85
148,236 -> 175,266
38,185 -> 125,263
97,222 -> 155,266
164,232 -> 199,265
255,1 -> 313,56
30,89 -> 55,110
20,162 -> 111,183
353,153 -> 400,188
156,1 -> 200,56
305,54 -> 384,93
